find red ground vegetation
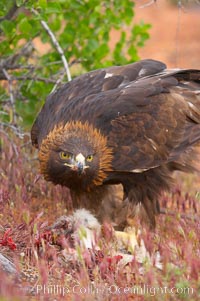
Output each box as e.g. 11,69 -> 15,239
0,124 -> 199,300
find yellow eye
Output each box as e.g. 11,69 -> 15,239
59,152 -> 72,160
86,155 -> 93,162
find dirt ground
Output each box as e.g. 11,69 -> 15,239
133,0 -> 200,68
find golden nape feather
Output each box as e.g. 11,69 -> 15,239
31,59 -> 200,229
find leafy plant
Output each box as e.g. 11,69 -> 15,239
0,0 -> 151,129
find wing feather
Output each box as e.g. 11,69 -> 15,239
31,59 -> 166,146
31,59 -> 200,173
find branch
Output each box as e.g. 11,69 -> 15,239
0,253 -> 17,275
2,69 -> 16,124
0,1 -> 23,35
31,8 -> 71,82
0,1 -> 18,22
0,124 -> 24,140
50,71 -> 66,93
0,70 -> 59,83
0,41 -> 34,79
177,0 -> 200,12
13,75 -> 58,84
0,65 -> 34,80
139,0 -> 157,8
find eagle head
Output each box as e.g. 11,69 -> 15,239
38,121 -> 113,191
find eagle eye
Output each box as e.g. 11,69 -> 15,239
59,151 -> 72,160
86,154 -> 94,162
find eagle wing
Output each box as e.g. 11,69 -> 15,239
31,59 -> 200,173
108,74 -> 200,172
31,59 -> 166,147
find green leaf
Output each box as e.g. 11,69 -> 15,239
39,0 -> 47,9
44,2 -> 62,14
0,0 -> 151,129
85,39 -> 99,53
95,43 -> 109,60
0,20 -> 15,38
128,44 -> 139,61
16,0 -> 27,6
0,40 -> 13,55
18,18 -> 32,34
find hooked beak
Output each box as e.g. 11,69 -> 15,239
64,153 -> 89,174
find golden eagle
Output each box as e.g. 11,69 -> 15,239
31,59 -> 200,228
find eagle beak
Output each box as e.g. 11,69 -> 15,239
64,153 -> 89,174
76,162 -> 85,175
75,153 -> 89,175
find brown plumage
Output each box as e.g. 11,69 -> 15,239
31,59 -> 200,229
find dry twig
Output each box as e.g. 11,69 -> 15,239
31,8 -> 71,85
2,69 -> 16,124
139,0 -> 157,8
